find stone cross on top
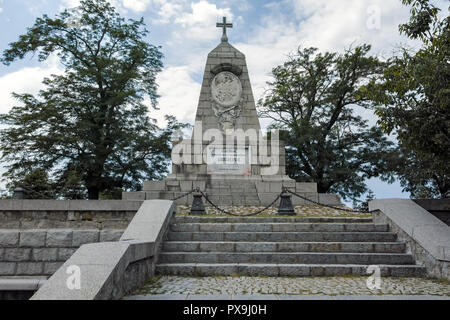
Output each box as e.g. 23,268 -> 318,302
216,16 -> 232,42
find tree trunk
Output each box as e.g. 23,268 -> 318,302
88,186 -> 99,200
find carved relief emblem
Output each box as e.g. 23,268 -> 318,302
211,71 -> 243,131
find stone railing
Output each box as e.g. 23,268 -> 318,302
30,200 -> 176,300
369,199 -> 450,280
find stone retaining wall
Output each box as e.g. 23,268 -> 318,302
0,200 -> 140,279
0,200 -> 142,229
31,200 -> 176,300
0,211 -> 135,230
0,229 -> 124,276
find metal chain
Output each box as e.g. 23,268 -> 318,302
171,188 -> 199,201
198,189 -> 282,217
170,187 -> 281,216
286,189 -> 373,213
170,187 -> 373,215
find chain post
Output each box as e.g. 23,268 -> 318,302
277,187 -> 295,216
13,187 -> 26,199
190,188 -> 206,215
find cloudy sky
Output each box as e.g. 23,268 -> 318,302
0,0 -> 447,200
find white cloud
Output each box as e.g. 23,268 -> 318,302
122,0 -> 151,12
60,0 -> 150,13
0,55 -> 63,114
60,0 -> 80,9
0,8 -> 3,14
291,0 -> 414,53
151,65 -> 201,126
174,1 -> 233,41
154,1 -> 183,24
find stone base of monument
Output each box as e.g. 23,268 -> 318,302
122,175 -> 342,207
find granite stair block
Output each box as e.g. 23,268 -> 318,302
156,216 -> 424,277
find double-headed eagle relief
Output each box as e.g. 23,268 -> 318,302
211,71 -> 243,131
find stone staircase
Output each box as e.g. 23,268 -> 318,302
155,216 -> 426,277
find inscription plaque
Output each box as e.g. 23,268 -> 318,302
206,146 -> 251,175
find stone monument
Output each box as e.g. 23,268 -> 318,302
123,17 -> 341,207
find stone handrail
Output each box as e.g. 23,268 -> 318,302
369,198 -> 450,279
30,200 -> 176,300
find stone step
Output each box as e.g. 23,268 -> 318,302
158,252 -> 415,265
155,263 -> 426,277
169,223 -> 388,233
162,241 -> 406,253
166,232 -> 397,242
173,217 -> 373,224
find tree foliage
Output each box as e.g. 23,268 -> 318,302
0,0 -> 184,199
353,190 -> 376,212
259,45 -> 398,201
367,0 -> 449,198
8,168 -> 54,199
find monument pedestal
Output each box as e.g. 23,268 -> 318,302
123,175 -> 341,207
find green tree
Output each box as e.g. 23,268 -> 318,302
259,45 -> 398,201
0,0 -> 180,199
8,168 -> 54,199
353,190 -> 376,212
368,0 -> 449,198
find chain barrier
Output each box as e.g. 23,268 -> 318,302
15,184 -> 371,215
171,188 -> 198,201
171,187 -> 282,217
285,189 -> 373,213
172,187 -> 373,216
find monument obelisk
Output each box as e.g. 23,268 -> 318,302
123,17 -> 340,207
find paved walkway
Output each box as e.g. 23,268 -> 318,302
125,294 -> 450,300
126,276 -> 450,299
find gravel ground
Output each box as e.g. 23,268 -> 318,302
131,276 -> 450,297
177,205 -> 371,217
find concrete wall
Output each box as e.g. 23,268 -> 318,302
369,199 -> 450,280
